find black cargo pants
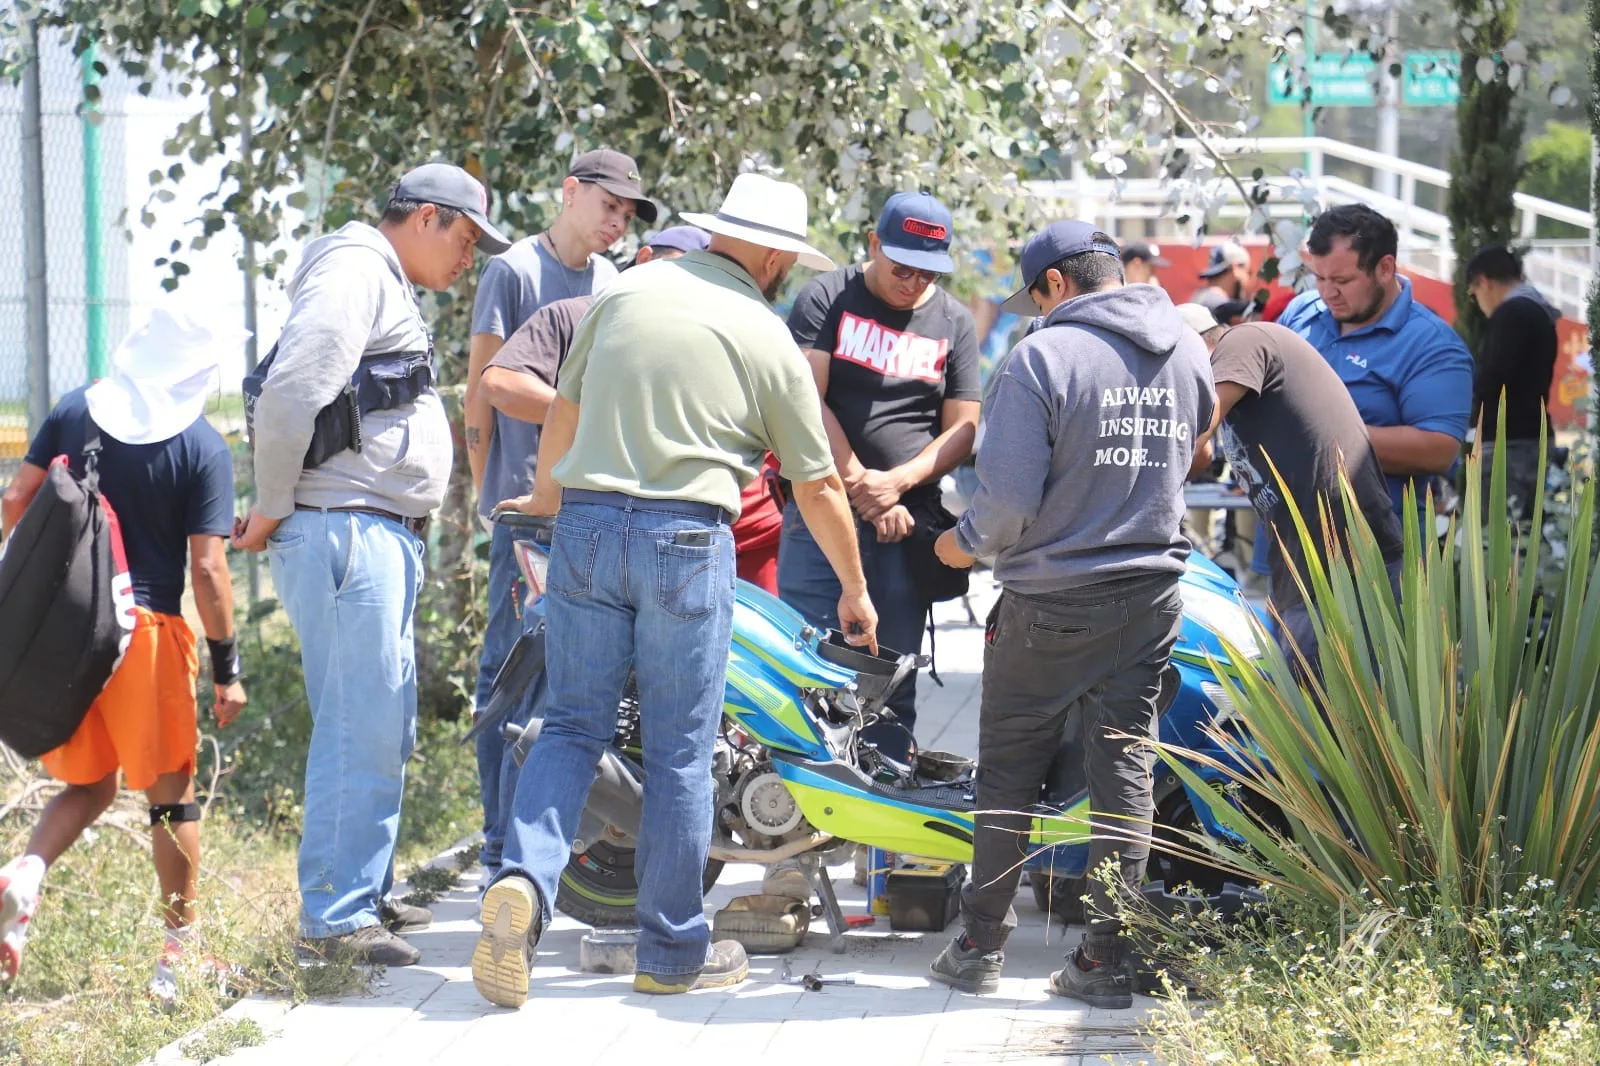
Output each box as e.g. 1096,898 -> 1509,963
960,571 -> 1183,964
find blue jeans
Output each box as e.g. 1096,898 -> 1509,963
475,523 -> 545,878
268,509 -> 424,938
776,501 -> 926,761
498,491 -> 735,976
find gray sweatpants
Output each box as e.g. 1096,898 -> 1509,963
961,572 -> 1183,964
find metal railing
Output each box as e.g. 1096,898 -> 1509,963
1026,136 -> 1595,318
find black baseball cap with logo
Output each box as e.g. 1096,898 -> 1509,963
390,162 -> 513,254
568,149 -> 659,223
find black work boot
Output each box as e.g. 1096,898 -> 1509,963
472,876 -> 544,1008
1049,945 -> 1133,1009
379,898 -> 434,933
929,933 -> 1005,994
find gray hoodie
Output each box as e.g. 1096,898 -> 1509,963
1507,282 -> 1561,324
955,284 -> 1215,594
252,222 -> 453,520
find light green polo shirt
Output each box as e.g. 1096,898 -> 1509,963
553,250 -> 836,514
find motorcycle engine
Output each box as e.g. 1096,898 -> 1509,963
732,768 -> 803,840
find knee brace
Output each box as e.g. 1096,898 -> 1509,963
149,803 -> 203,827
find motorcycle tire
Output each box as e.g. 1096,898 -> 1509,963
557,840 -> 725,928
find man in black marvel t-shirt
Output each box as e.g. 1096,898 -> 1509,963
780,192 -> 982,763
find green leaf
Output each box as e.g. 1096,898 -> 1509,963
245,5 -> 267,29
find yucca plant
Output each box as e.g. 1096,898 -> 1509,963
1160,411 -> 1600,915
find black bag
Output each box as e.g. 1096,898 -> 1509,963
903,489 -> 970,604
0,424 -> 136,757
243,343 -> 435,470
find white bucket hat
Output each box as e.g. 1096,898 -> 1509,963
678,174 -> 836,272
84,309 -> 248,446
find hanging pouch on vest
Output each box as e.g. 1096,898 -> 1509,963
244,345 -> 432,470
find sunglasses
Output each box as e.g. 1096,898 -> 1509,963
888,262 -> 944,285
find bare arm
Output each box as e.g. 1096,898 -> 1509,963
518,394 -> 580,516
802,348 -> 867,484
1366,426 -> 1462,477
188,534 -> 235,642
889,398 -> 980,493
788,472 -> 878,653
1189,382 -> 1249,480
1,461 -> 47,536
466,333 -> 504,492
481,366 -> 558,426
189,533 -> 247,724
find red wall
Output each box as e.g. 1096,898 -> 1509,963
1145,241 -> 1590,430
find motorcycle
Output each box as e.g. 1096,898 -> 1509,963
471,509 -> 1273,942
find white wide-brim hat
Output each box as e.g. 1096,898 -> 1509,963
679,173 -> 836,273
84,309 -> 249,446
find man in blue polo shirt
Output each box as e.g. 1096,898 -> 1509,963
1279,204 -> 1472,517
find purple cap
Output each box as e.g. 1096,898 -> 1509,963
644,225 -> 710,253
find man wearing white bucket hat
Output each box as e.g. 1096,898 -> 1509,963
233,162 -> 511,967
0,309 -> 247,1001
472,173 -> 878,1007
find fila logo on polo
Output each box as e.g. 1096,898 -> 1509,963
835,312 -> 948,382
902,217 -> 948,241
1345,353 -> 1369,369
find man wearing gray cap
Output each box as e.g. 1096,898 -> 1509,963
928,221 -> 1213,1008
235,161 -> 510,966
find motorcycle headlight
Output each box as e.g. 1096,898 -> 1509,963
1183,584 -> 1263,660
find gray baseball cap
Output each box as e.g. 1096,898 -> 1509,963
391,163 -> 513,254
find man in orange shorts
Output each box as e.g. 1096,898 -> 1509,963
0,311 -> 247,1001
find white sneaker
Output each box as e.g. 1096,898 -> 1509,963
0,855 -> 44,982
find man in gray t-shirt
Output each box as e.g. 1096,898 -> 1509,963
1184,309 -> 1404,667
465,148 -> 655,881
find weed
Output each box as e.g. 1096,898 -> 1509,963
400,863 -> 460,907
179,1018 -> 267,1063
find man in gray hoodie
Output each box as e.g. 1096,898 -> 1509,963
928,222 -> 1214,1009
234,163 -> 511,965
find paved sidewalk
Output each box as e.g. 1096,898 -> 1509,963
156,578 -> 1169,1066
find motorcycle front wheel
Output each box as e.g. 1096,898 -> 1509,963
557,841 -> 726,928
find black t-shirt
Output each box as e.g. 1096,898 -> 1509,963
1473,295 -> 1557,442
1209,323 -> 1403,611
25,388 -> 235,616
787,265 -> 982,472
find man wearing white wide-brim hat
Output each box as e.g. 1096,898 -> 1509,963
0,309 -> 247,1002
474,173 -> 880,1007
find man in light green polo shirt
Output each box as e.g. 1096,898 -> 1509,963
474,174 -> 878,1008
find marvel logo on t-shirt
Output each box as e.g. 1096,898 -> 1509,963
834,311 -> 949,383
787,264 -> 983,472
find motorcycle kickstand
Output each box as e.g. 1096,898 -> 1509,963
798,852 -> 849,955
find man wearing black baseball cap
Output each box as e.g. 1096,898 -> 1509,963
1119,240 -> 1170,286
929,220 -> 1214,1009
464,147 -> 656,886
780,191 -> 982,765
234,160 -> 513,966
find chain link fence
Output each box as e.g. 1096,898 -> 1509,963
0,30 -> 143,483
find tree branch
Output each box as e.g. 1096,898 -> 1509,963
619,27 -> 681,132
315,0 -> 381,234
1052,5 -> 1286,250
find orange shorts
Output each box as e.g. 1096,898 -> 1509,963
41,608 -> 199,792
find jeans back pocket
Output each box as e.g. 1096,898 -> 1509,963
548,525 -> 600,599
657,538 -> 725,620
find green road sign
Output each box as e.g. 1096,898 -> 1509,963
1269,51 -> 1463,109
1269,54 -> 1377,108
1403,51 -> 1461,106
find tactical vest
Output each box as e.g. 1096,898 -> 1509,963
243,344 -> 435,470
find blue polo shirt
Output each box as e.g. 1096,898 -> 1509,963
1278,278 -> 1472,514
